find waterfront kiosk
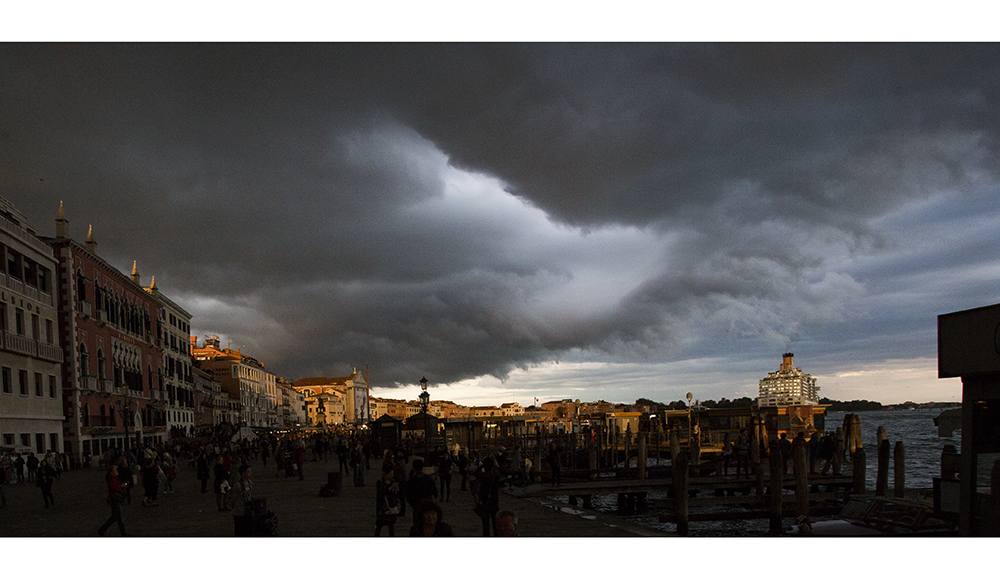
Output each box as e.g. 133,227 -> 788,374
371,414 -> 402,449
403,411 -> 441,455
938,302 -> 1000,536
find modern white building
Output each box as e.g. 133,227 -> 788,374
758,352 -> 820,406
0,196 -> 64,456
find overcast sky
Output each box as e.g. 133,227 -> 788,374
3,41 -> 996,406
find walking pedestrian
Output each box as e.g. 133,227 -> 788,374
117,457 -> 134,505
405,459 -> 437,527
375,464 -> 400,536
26,453 -> 39,483
808,431 -> 821,474
777,432 -> 792,475
161,452 -> 175,493
475,457 -> 500,536
197,451 -> 210,493
294,441 -> 306,481
141,456 -> 159,507
393,451 -> 408,517
14,454 -> 24,483
819,432 -> 836,475
466,450 -> 482,499
37,460 -> 56,507
98,465 -> 129,536
214,456 -> 230,511
547,445 -> 562,487
226,465 -> 254,536
735,429 -> 750,478
438,452 -> 454,502
351,443 -> 365,487
337,442 -> 349,475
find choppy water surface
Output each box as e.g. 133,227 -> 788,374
560,409 -> 961,536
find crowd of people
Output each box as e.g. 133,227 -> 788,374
85,428 -> 523,537
0,450 -> 68,509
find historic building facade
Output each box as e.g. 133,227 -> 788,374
192,336 -> 278,428
0,197 -> 64,456
43,205 -> 166,461
757,352 -> 820,406
147,277 -> 194,437
293,369 -> 369,427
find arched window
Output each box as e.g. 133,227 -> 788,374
79,343 -> 90,378
97,350 -> 105,381
76,270 -> 87,302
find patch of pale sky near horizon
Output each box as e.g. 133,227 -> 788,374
373,357 -> 962,408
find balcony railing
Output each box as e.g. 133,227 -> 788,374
36,342 -> 62,362
7,277 -> 23,295
0,332 -> 64,363
2,331 -> 35,356
81,376 -> 97,391
86,415 -> 118,428
78,300 -> 91,317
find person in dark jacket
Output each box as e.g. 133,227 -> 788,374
294,442 -> 306,480
393,451 -> 408,517
438,452 -> 454,502
37,461 -> 56,507
115,457 -> 134,505
408,499 -> 454,537
405,459 -> 437,526
197,450 -> 210,493
375,464 -> 400,536
141,456 -> 159,507
475,457 -> 501,536
213,456 -> 230,511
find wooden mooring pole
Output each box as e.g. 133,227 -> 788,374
850,415 -> 863,455
691,428 -> 701,476
832,426 -> 844,475
893,441 -> 905,498
876,427 -> 889,497
768,444 -> 783,535
673,451 -> 689,536
752,421 -> 764,496
638,434 -> 647,481
794,441 -> 809,518
852,447 -> 867,495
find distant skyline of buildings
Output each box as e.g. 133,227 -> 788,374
1,197 -> 832,461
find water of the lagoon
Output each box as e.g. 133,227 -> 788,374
565,409 -> 967,536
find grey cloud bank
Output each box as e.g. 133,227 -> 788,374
0,43 -> 993,402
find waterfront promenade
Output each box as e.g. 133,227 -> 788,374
0,458 -> 667,537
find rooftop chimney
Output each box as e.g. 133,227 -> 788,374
782,352 -> 795,372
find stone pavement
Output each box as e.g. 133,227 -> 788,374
0,458 -> 669,537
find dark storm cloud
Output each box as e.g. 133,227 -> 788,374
2,43 -> 998,392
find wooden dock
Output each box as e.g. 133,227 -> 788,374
506,473 -> 853,498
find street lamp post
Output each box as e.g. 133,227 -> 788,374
686,392 -> 694,448
419,376 -> 430,460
